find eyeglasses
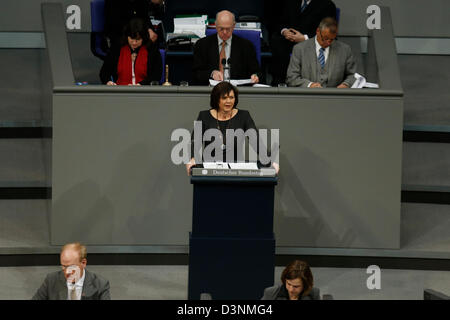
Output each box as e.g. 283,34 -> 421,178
217,27 -> 233,33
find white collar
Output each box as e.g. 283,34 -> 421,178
218,34 -> 232,46
67,268 -> 86,289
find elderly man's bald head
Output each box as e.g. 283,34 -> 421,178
215,10 -> 236,41
216,10 -> 235,24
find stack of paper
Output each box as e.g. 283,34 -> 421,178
203,162 -> 229,169
351,73 -> 379,89
173,15 -> 208,38
202,162 -> 259,170
228,162 -> 258,170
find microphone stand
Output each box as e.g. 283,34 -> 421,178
162,64 -> 172,86
221,58 -> 231,82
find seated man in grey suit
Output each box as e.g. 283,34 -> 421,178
32,242 -> 110,300
286,17 -> 356,88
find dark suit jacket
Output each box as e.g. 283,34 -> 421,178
192,34 -> 261,85
32,269 -> 111,300
261,284 -> 321,300
276,0 -> 336,38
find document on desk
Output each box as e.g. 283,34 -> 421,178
363,82 -> 379,88
209,79 -> 253,86
351,73 -> 379,89
203,162 -> 230,169
351,73 -> 366,88
228,162 -> 259,170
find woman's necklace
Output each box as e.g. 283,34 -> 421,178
216,110 -> 233,150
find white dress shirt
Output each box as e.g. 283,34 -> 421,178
314,36 -> 329,63
67,269 -> 85,300
306,36 -> 330,87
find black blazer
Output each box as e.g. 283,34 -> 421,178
192,34 -> 261,85
276,0 -> 336,38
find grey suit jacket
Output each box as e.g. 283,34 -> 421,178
286,37 -> 356,88
261,285 -> 321,300
32,269 -> 111,300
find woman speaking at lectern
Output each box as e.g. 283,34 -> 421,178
186,81 -> 279,175
100,18 -> 162,86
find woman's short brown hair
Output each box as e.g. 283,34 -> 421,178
121,17 -> 150,47
210,81 -> 239,110
281,260 -> 314,296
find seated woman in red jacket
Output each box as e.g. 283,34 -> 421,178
100,18 -> 162,85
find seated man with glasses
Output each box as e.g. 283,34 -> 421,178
192,10 -> 261,85
286,17 -> 356,88
32,242 -> 110,300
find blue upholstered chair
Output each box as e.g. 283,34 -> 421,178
336,7 -> 341,24
90,0 -> 108,60
159,49 -> 166,84
205,28 -> 261,65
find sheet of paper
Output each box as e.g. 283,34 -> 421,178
351,72 -> 366,88
202,162 -> 229,169
228,162 -> 258,170
232,79 -> 253,86
209,79 -> 253,86
364,82 -> 379,88
252,83 -> 271,87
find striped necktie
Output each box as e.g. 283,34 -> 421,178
318,47 -> 325,68
219,41 -> 227,74
301,0 -> 309,12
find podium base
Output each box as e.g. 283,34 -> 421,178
188,233 -> 275,300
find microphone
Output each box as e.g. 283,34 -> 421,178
222,58 -> 231,81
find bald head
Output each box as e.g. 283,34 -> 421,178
216,10 -> 235,25
215,10 -> 235,41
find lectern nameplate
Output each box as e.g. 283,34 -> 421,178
191,167 -> 276,177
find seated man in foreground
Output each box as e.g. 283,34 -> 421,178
286,17 -> 356,88
32,242 -> 110,300
192,10 -> 261,85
